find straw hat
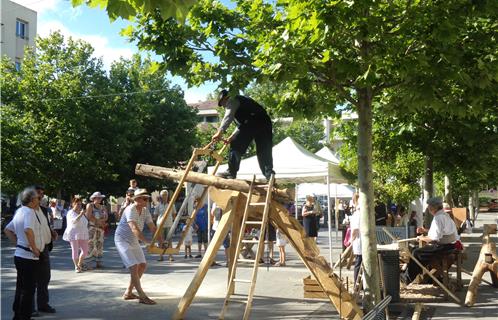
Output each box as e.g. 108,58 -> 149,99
90,191 -> 106,200
133,188 -> 150,200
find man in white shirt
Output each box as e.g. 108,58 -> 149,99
4,187 -> 43,320
402,197 -> 458,284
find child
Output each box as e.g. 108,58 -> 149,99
275,229 -> 287,267
183,223 -> 193,258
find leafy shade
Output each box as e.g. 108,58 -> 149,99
71,0 -> 197,22
0,32 -> 199,197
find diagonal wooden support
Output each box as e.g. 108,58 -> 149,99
172,192 -> 244,320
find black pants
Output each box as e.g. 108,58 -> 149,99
228,120 -> 273,179
13,256 -> 38,320
35,247 -> 51,310
406,243 -> 454,283
353,254 -> 362,284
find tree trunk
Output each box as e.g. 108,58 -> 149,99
444,175 -> 453,207
423,155 -> 434,228
357,87 -> 381,310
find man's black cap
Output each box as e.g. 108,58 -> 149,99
218,89 -> 229,106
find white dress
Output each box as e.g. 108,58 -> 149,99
276,229 -> 287,247
183,224 -> 193,245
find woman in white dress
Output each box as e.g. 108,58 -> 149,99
115,189 -> 158,305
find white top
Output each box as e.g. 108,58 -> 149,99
115,203 -> 153,244
211,203 -> 222,231
36,208 -> 52,245
155,202 -> 176,228
5,206 -> 44,260
182,224 -> 193,243
63,209 -> 89,241
350,208 -> 361,255
428,209 -> 458,243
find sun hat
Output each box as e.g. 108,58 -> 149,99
217,89 -> 229,106
90,191 -> 105,200
133,188 -> 151,200
160,189 -> 169,196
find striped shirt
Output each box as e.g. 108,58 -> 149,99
115,203 -> 153,244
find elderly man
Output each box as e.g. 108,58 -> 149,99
402,197 -> 458,284
114,189 -> 158,305
211,89 -> 274,181
4,187 -> 44,320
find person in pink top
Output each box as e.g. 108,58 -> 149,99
63,197 -> 89,273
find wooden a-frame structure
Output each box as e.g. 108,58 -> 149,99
136,164 -> 363,320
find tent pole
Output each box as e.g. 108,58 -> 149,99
326,175 -> 333,265
335,183 -> 339,238
295,183 -> 298,220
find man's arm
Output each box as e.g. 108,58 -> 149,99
4,228 -> 17,244
212,98 -> 240,141
128,221 -> 147,243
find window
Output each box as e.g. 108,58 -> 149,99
16,20 -> 27,39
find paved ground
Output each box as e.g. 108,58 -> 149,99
1,211 -> 497,319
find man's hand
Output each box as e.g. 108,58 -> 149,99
211,130 -> 222,142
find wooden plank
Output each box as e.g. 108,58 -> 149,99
304,285 -> 325,292
412,303 -> 423,320
172,198 -> 238,320
451,208 -> 467,229
303,275 -> 318,286
304,291 -> 328,299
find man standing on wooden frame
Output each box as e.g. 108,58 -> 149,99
211,89 -> 275,181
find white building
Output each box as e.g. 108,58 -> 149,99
0,0 -> 37,70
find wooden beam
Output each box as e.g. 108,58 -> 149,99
172,194 -> 244,320
464,241 -> 498,306
135,164 -> 294,201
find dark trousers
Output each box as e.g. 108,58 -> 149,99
406,243 -> 454,282
13,256 -> 38,320
228,120 -> 273,179
353,254 -> 362,284
35,247 -> 51,309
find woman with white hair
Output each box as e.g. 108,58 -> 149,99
84,191 -> 107,269
115,189 -> 158,305
4,187 -> 43,320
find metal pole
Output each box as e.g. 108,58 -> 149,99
326,175 -> 333,265
295,183 -> 299,220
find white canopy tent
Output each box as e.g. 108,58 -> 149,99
208,137 -> 348,184
315,146 -> 341,164
208,137 -> 348,264
297,183 -> 355,199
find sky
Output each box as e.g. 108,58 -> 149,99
11,0 -> 217,103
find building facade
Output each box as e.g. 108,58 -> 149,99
0,0 -> 37,70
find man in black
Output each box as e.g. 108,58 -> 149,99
212,90 -> 274,181
32,185 -> 57,315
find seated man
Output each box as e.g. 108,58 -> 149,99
402,197 -> 458,284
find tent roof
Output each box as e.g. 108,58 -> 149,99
315,147 -> 340,164
208,137 -> 348,184
297,183 -> 355,199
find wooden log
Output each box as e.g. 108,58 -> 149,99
135,164 -> 294,201
464,241 -> 498,306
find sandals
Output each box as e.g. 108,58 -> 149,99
123,293 -> 140,300
138,296 -> 156,305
